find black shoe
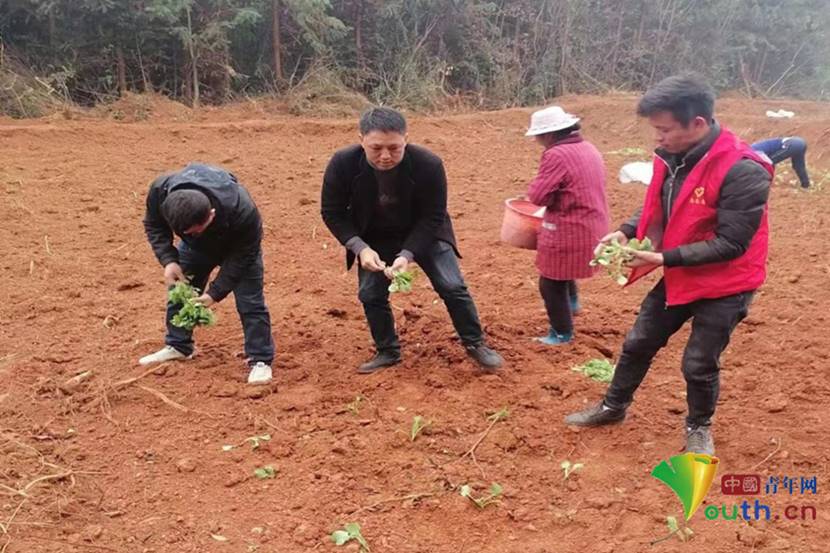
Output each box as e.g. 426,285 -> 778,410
357,350 -> 401,374
465,344 -> 503,371
564,401 -> 626,426
685,425 -> 715,455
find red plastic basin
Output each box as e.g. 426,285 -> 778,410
500,198 -> 543,250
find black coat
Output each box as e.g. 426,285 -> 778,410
143,163 -> 262,301
320,144 -> 457,269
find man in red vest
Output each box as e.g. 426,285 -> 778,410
565,74 -> 773,455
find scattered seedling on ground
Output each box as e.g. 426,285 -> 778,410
331,522 -> 370,552
168,281 -> 216,330
560,460 -> 584,480
487,407 -> 509,423
651,515 -> 694,544
253,465 -> 277,479
388,270 -> 416,293
608,147 -> 648,157
410,415 -> 431,442
572,358 -> 615,383
222,434 -> 271,452
806,169 -> 829,193
346,395 -> 364,415
590,237 -> 653,285
460,483 -> 503,509
457,407 -> 510,478
462,407 -> 509,461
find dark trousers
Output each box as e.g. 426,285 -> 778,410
357,240 -> 484,353
539,277 -> 577,334
768,137 -> 810,188
165,242 -> 275,365
604,279 -> 753,427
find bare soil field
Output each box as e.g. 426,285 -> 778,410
1,95 -> 829,552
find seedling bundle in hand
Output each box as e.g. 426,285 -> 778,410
590,237 -> 653,285
168,281 -> 216,330
388,270 -> 416,293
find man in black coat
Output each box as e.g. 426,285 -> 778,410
321,107 -> 503,373
140,163 -> 275,385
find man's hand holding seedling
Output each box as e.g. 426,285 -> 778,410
591,235 -> 656,284
594,230 -> 663,267
164,262 -> 186,286
194,293 -> 215,307
594,230 -> 628,256
627,249 -> 664,267
384,256 -> 409,280
358,247 -> 386,272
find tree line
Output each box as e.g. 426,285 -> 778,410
0,0 -> 828,115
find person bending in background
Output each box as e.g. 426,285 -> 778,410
752,136 -> 810,188
524,106 -> 609,345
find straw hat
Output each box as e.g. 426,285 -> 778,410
525,106 -> 580,136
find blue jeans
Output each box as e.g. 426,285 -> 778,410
165,243 -> 275,365
769,137 -> 810,188
357,240 -> 484,353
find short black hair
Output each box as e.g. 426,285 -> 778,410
359,106 -> 407,135
161,189 -> 211,234
637,73 -> 715,126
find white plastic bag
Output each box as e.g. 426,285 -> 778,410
619,162 -> 653,185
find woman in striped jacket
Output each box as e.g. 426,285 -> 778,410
525,106 -> 610,344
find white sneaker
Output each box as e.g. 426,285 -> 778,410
247,362 -> 272,385
138,345 -> 193,366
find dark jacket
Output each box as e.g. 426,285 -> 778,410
620,122 -> 771,267
320,144 -> 457,269
143,163 -> 263,302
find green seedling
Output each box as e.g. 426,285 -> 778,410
346,395 -> 364,415
460,483 -> 503,509
572,358 -> 615,383
561,460 -> 584,480
590,237 -> 653,285
253,465 -> 277,479
388,270 -> 415,293
222,434 -> 271,452
331,522 -> 370,552
608,147 -> 648,157
652,515 -> 695,544
667,516 -> 694,541
168,281 -> 216,330
410,415 -> 431,442
487,407 -> 509,423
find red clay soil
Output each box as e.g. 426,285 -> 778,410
1,95 -> 829,553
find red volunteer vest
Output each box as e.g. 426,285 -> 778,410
628,127 -> 773,305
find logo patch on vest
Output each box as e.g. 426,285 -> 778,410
690,186 -> 706,205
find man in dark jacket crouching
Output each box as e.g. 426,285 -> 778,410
140,163 -> 275,385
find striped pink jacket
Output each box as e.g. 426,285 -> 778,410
526,134 -> 609,280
